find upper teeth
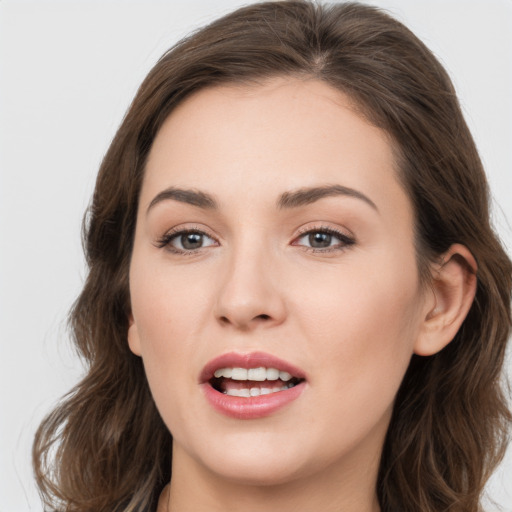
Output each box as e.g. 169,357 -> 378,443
213,367 -> 293,382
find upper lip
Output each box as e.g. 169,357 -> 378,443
199,351 -> 307,383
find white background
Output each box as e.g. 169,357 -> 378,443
0,1 -> 511,510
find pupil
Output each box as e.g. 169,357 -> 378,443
182,233 -> 202,250
309,232 -> 331,248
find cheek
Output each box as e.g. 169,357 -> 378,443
292,250 -> 423,392
130,254 -> 210,344
128,255 -> 214,404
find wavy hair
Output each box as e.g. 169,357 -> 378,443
33,2 -> 512,511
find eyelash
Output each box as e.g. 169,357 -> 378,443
155,227 -> 217,255
155,225 -> 355,255
293,225 -> 356,253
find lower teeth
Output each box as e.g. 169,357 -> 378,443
223,383 -> 295,397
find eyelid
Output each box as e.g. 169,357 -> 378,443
295,223 -> 353,238
155,224 -> 220,253
291,224 -> 356,252
154,222 -> 355,254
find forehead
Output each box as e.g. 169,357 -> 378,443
142,78 -> 409,219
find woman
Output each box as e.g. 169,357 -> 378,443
33,1 -> 512,511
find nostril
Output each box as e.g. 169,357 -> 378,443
216,311 -> 276,328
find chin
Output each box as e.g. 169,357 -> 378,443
205,453 -> 309,487
177,431 -> 314,487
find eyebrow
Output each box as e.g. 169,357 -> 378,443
277,185 -> 378,211
147,187 -> 218,214
146,184 -> 378,214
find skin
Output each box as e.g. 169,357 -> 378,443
127,78 -> 477,512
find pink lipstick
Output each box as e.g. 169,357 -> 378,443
200,352 -> 306,419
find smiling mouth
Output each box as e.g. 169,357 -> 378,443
209,366 -> 304,397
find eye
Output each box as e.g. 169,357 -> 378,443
157,229 -> 218,253
293,227 -> 355,252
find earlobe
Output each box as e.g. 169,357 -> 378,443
127,314 -> 142,356
414,244 -> 477,357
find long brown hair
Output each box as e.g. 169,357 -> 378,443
33,2 -> 512,511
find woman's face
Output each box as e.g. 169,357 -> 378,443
128,78 -> 432,487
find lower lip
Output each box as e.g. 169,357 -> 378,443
202,381 -> 306,419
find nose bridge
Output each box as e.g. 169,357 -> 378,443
214,231 -> 285,329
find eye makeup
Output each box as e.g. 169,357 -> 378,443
292,224 -> 356,254
154,223 -> 356,256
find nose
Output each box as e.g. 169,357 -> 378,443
213,245 -> 287,331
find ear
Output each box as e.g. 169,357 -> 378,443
414,244 -> 477,356
127,314 -> 142,356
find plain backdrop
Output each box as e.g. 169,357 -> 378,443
1,1 -> 511,510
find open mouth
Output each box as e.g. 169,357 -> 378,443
209,366 -> 305,397
201,353 -> 307,418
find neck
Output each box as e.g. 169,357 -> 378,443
163,444 -> 382,512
